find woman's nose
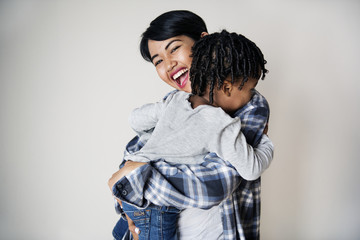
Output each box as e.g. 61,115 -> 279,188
166,60 -> 176,72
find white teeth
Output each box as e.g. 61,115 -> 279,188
173,69 -> 188,80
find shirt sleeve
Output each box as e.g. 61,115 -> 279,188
129,90 -> 178,134
240,106 -> 269,147
129,101 -> 164,135
127,91 -> 177,147
113,153 -> 242,210
113,134 -> 273,210
235,91 -> 270,147
207,112 -> 274,181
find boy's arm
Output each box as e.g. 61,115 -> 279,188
207,113 -> 273,181
129,102 -> 163,135
219,91 -> 271,179
129,90 -> 178,135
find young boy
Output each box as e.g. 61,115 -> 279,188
113,30 -> 270,240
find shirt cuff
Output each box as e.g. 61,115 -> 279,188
112,163 -> 152,209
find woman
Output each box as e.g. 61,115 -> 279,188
109,10 -> 273,240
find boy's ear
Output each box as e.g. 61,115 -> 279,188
221,80 -> 233,97
200,32 -> 209,38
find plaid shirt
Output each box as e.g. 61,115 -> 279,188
113,90 -> 272,240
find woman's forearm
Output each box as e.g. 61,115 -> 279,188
112,156 -> 241,210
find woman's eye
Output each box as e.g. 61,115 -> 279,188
171,46 -> 180,53
154,59 -> 162,66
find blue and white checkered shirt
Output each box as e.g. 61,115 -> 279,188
113,90 -> 272,240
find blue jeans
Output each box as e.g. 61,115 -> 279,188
113,217 -> 131,240
113,202 -> 180,240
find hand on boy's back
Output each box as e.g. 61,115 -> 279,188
263,123 -> 268,135
123,160 -> 147,173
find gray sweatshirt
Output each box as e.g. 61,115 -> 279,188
124,91 -> 273,180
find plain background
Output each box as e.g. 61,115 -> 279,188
1,0 -> 360,239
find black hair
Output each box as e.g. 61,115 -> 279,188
190,29 -> 268,103
140,10 -> 208,62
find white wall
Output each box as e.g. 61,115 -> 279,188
1,0 -> 359,239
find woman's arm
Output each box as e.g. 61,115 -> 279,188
111,155 -> 241,210
111,124 -> 273,210
110,134 -> 242,210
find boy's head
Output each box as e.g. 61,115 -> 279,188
190,30 -> 268,112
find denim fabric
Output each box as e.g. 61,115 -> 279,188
113,217 -> 131,240
115,202 -> 180,240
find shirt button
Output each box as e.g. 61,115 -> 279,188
122,190 -> 128,196
116,183 -> 123,190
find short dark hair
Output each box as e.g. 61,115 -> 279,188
140,10 -> 208,62
190,30 -> 268,103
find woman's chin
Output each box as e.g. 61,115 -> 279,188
178,84 -> 191,93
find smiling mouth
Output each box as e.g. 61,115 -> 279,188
172,69 -> 189,87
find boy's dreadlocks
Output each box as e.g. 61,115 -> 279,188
190,29 -> 268,103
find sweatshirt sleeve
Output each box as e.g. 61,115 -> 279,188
129,102 -> 163,135
207,110 -> 274,181
128,91 -> 176,135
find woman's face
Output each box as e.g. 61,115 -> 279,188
148,35 -> 195,93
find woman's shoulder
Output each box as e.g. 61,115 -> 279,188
232,90 -> 270,118
251,90 -> 269,109
162,90 -> 180,100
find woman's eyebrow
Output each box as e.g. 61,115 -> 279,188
165,39 -> 181,50
151,54 -> 158,63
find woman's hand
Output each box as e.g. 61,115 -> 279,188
108,168 -> 125,191
108,161 -> 146,240
125,212 -> 140,240
108,161 -> 147,191
263,123 -> 269,135
113,198 -> 140,240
